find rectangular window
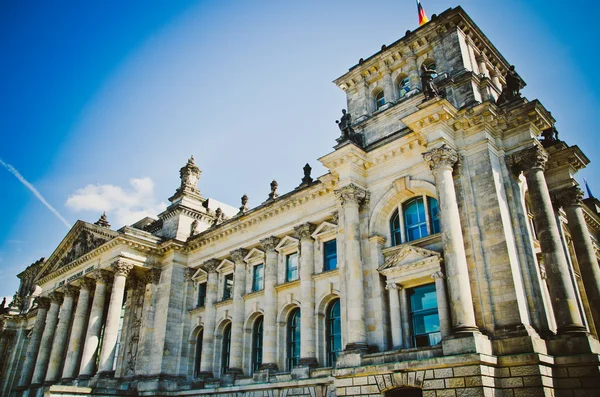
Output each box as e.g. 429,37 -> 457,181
286,253 -> 299,282
223,273 -> 234,300
408,283 -> 441,347
252,264 -> 264,292
323,239 -> 338,271
197,283 -> 207,307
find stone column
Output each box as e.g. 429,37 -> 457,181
382,64 -> 395,104
432,271 -> 451,339
512,146 -> 586,333
407,55 -> 420,92
45,286 -> 78,383
79,270 -> 112,378
476,54 -> 489,77
228,248 -> 249,374
260,236 -> 281,370
61,278 -> 94,381
553,186 -> 600,333
31,292 -> 63,386
296,223 -> 318,367
18,297 -> 50,388
423,145 -> 478,333
335,184 -> 369,350
399,287 -> 411,348
199,259 -> 220,377
98,260 -> 134,375
386,282 -> 403,349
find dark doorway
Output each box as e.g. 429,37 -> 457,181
385,387 -> 423,397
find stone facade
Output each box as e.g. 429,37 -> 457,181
2,6 -> 600,397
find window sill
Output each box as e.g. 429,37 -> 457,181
214,298 -> 233,308
243,289 -> 264,300
275,279 -> 300,292
312,268 -> 339,281
188,306 -> 206,315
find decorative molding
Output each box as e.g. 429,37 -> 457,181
431,271 -> 445,280
385,281 -> 399,290
551,186 -> 584,209
49,291 -> 64,305
93,269 -> 114,284
260,236 -> 281,252
335,183 -> 368,206
511,145 -> 548,172
202,259 -> 220,273
62,285 -> 80,297
113,260 -> 134,277
294,223 -> 316,240
35,297 -> 51,310
230,248 -> 249,264
422,144 -> 458,172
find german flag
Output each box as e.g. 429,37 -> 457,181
417,0 -> 429,26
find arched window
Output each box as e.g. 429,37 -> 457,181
252,316 -> 263,373
194,329 -> 203,377
221,323 -> 232,374
390,196 -> 441,245
326,299 -> 342,367
375,90 -> 385,110
287,308 -> 301,370
398,76 -> 411,98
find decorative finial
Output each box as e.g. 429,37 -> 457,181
540,126 -> 560,148
212,207 -> 225,226
94,212 -> 111,228
298,163 -> 313,187
238,194 -> 249,214
190,219 -> 199,238
267,180 -> 279,201
179,155 -> 201,191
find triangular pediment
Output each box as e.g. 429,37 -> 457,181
37,221 -> 119,281
378,245 -> 441,272
217,259 -> 234,273
191,267 -> 207,280
275,236 -> 299,252
311,221 -> 337,239
244,248 -> 265,264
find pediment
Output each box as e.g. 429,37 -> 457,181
37,221 -> 119,281
244,248 -> 265,263
217,259 -> 234,273
311,221 -> 337,240
378,245 -> 441,272
275,236 -> 299,253
191,267 -> 207,280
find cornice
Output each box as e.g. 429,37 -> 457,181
319,143 -> 373,173
583,206 -> 600,233
401,98 -> 458,132
186,177 -> 337,252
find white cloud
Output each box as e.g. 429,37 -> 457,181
66,177 -> 167,227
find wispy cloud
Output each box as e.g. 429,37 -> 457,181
66,177 -> 167,227
0,158 -> 71,229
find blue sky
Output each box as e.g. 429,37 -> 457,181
1,0 -> 599,299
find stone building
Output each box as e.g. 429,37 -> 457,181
1,5 -> 600,397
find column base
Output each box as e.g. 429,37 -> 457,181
547,332 -> 600,355
451,325 -> 480,334
442,331 -> 492,355
299,357 -> 318,368
344,342 -> 369,352
491,324 -> 548,355
259,363 -> 278,371
557,324 -> 588,335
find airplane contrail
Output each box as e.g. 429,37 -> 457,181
0,158 -> 71,229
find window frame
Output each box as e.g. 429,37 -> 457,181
197,282 -> 207,308
222,273 -> 234,301
252,263 -> 264,292
323,239 -> 338,272
285,252 -> 299,283
194,328 -> 203,377
398,76 -> 411,98
251,316 -> 264,373
221,322 -> 232,374
326,298 -> 341,367
407,283 -> 441,348
287,308 -> 301,371
375,90 -> 386,110
389,195 -> 440,246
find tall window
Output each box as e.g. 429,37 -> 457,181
287,308 -> 301,370
286,253 -> 299,282
197,283 -> 207,307
194,329 -> 203,377
375,91 -> 385,110
399,76 -> 411,97
252,316 -> 264,372
223,273 -> 234,300
252,264 -> 264,292
323,239 -> 338,271
326,299 -> 342,367
390,196 -> 441,245
408,284 -> 441,347
221,323 -> 232,374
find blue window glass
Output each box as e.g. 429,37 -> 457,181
403,198 -> 429,242
323,240 -> 338,271
252,317 -> 263,372
286,253 -> 299,282
390,209 -> 401,246
428,197 -> 440,234
223,273 -> 234,300
194,329 -> 203,377
252,264 -> 264,291
399,77 -> 410,97
375,91 -> 385,109
221,323 -> 232,374
197,283 -> 207,307
326,299 -> 342,367
408,284 -> 441,347
287,308 -> 301,370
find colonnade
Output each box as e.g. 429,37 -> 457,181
17,260 -> 136,391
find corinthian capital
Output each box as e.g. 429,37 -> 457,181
202,259 -> 220,273
422,144 -> 458,172
294,223 -> 316,240
35,296 -> 51,310
551,186 -> 584,209
79,277 -> 96,291
260,236 -> 281,251
113,260 -> 134,277
62,285 -> 80,297
141,268 -> 161,285
335,183 -> 368,206
93,269 -> 114,284
230,248 -> 249,263
49,291 -> 64,305
511,146 -> 548,172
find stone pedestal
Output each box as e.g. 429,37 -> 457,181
260,236 -> 281,370
61,279 -> 94,381
31,292 -> 63,386
18,297 -> 50,388
296,223 -> 318,367
79,270 -> 112,378
199,259 -> 219,377
513,146 -> 586,334
228,248 -> 248,373
45,286 -> 78,383
98,261 -> 133,375
423,145 -> 478,333
335,184 -> 369,351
